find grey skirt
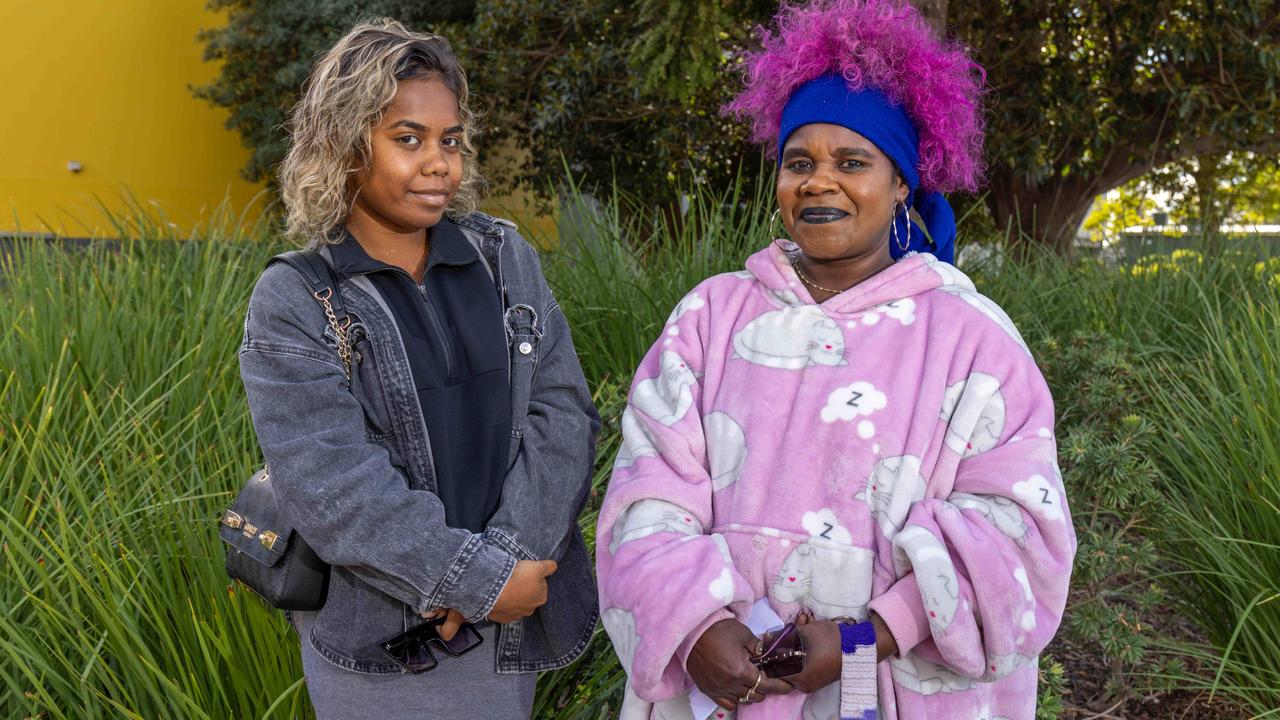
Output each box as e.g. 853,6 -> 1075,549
292,612 -> 536,720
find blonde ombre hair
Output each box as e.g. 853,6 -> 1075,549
279,18 -> 485,246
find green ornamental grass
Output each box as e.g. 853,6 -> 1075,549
1145,291 -> 1280,718
1,186 -> 1277,718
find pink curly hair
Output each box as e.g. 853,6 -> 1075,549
724,0 -> 986,193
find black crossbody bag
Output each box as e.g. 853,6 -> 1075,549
220,250 -> 350,611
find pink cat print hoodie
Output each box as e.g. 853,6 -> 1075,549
597,244 -> 1077,720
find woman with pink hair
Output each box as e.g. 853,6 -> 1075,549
596,1 -> 1075,718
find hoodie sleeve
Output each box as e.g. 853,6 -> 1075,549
866,337 -> 1077,682
596,288 -> 755,702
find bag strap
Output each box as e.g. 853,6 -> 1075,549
269,250 -> 353,382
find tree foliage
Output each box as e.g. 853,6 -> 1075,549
951,0 -> 1280,252
194,0 -> 475,185
197,0 -> 1278,251
465,0 -> 775,205
1147,152 -> 1280,228
1084,152 -> 1280,250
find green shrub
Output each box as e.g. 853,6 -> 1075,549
1036,653 -> 1067,720
1033,332 -> 1167,701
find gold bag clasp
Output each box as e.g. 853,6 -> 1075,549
221,510 -> 244,530
259,531 -> 281,552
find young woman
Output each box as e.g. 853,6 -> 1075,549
239,20 -> 599,718
596,1 -> 1076,718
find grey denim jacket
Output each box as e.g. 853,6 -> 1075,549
238,212 -> 600,674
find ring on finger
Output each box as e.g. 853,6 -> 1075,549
737,669 -> 766,704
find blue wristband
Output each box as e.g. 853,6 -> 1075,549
837,620 -> 878,720
839,619 -> 876,653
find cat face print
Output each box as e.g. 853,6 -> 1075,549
888,654 -> 974,696
773,542 -> 814,603
614,407 -> 659,470
608,498 -> 703,555
940,372 -> 1007,457
732,304 -> 847,370
949,492 -> 1029,548
772,539 -> 875,620
704,411 -> 747,492
632,350 -> 699,426
862,455 -> 927,539
980,652 -> 1036,681
894,526 -> 961,633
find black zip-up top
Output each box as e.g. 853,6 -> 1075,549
330,218 -> 510,532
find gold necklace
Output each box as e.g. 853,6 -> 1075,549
791,257 -> 851,295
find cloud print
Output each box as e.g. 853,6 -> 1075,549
666,291 -> 706,325
821,381 -> 887,423
863,298 -> 917,326
1012,474 -> 1065,522
801,508 -> 852,544
708,567 -> 735,604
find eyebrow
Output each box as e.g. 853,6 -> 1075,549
387,120 -> 464,134
389,120 -> 426,131
781,145 -> 876,161
834,146 -> 876,159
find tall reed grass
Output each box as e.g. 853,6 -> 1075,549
2,188 -> 1276,717
0,222 -> 310,718
1144,291 -> 1280,718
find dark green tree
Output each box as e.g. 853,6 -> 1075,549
197,0 -> 1278,252
951,0 -> 1280,253
464,0 -> 775,207
194,0 -> 475,185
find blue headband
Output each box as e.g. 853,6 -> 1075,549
777,74 -> 956,263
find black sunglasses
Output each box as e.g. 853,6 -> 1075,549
379,616 -> 484,673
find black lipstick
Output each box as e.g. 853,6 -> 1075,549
798,207 -> 849,224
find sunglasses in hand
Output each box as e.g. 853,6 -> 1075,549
750,623 -> 806,679
379,614 -> 484,673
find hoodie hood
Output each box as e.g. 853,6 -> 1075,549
745,241 -> 975,316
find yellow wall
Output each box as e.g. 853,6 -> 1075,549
0,1 -> 264,236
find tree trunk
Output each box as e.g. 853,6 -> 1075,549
910,0 -> 948,36
1190,154 -> 1226,258
985,169 -> 1098,257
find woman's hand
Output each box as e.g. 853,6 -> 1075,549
781,612 -> 898,692
438,608 -> 466,641
687,618 -> 793,711
780,614 -> 841,694
488,559 -> 557,624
